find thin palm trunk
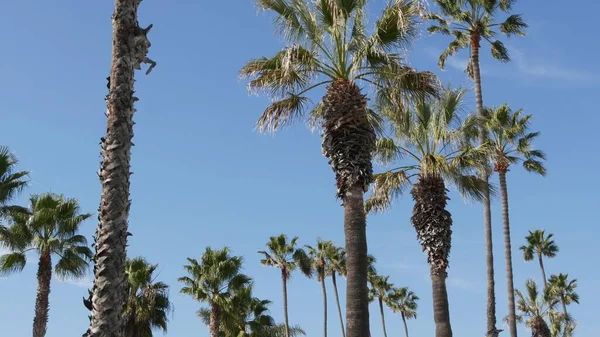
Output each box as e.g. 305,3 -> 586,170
401,312 -> 410,337
378,297 -> 388,337
538,254 -> 547,289
499,171 -> 517,337
321,273 -> 328,337
33,251 -> 52,337
471,32 -> 497,336
282,270 -> 290,337
331,273 -> 346,337
89,0 -> 140,335
431,267 -> 452,337
209,303 -> 221,337
344,185 -> 370,337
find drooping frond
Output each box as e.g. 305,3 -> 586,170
499,14 -> 527,36
490,40 -> 510,62
256,95 -> 312,133
0,252 -> 26,276
365,170 -> 411,213
438,31 -> 469,70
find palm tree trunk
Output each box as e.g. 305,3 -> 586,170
378,297 -> 388,337
209,303 -> 221,337
282,270 -> 290,337
538,254 -> 547,289
344,185 -> 370,337
499,171 -> 517,337
331,273 -> 346,337
33,251 -> 52,337
321,275 -> 328,337
401,312 -> 410,337
431,267 -> 452,337
471,31 -> 497,336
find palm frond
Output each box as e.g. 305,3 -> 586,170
0,252 -> 26,276
490,40 -> 510,62
256,95 -> 312,133
499,14 -> 527,36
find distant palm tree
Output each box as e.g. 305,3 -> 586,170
179,247 -> 252,337
426,2 -> 527,334
514,279 -> 555,337
258,235 -> 311,337
123,257 -> 172,337
326,246 -> 346,337
367,89 -> 488,337
0,193 -> 92,337
307,239 -> 337,337
547,274 -> 578,336
241,2 -> 438,335
261,324 -> 306,337
368,274 -> 393,337
386,287 -> 419,337
520,230 -> 559,288
0,146 -> 29,216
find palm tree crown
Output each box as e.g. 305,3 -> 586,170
0,146 -> 29,216
547,274 -> 579,308
514,279 -> 555,337
520,230 -> 559,262
386,287 -> 419,320
258,234 -> 311,279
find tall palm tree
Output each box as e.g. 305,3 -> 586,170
476,105 -> 546,336
367,89 -> 488,337
514,279 -> 556,337
326,246 -> 346,337
123,257 -> 172,337
386,287 -> 419,337
89,0 -> 155,336
520,230 -> 559,288
0,146 -> 29,216
307,239 -> 337,337
241,2 -> 438,335
547,274 -> 578,336
0,193 -> 92,337
179,247 -> 252,337
368,274 -> 393,337
427,2 -> 527,334
258,234 -> 311,337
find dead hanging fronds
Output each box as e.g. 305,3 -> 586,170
133,23 -> 156,74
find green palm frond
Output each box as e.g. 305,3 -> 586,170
499,14 -> 527,36
490,40 -> 510,62
0,252 -> 26,276
366,170 -> 411,213
0,146 -> 29,207
438,31 -> 469,70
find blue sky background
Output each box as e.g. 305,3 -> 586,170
1,1 -> 598,336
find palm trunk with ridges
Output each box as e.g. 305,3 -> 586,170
410,175 -> 452,337
471,31 -> 498,336
282,269 -> 290,337
321,272 -> 328,337
378,297 -> 388,337
33,251 -> 52,337
209,303 -> 221,337
332,273 -> 346,337
321,79 -> 374,337
401,312 -> 410,337
498,170 -> 517,337
538,254 -> 547,289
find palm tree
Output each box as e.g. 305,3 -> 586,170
179,247 -> 252,337
0,146 -> 29,217
307,239 -> 337,337
123,257 -> 172,337
258,234 -> 311,337
241,2 -> 438,335
89,0 -> 155,336
386,287 -> 419,337
547,274 -> 578,336
514,279 -> 556,337
476,104 -> 546,336
368,274 -> 393,337
0,193 -> 92,337
427,2 -> 527,334
520,230 -> 559,288
326,246 -> 346,337
367,88 -> 488,337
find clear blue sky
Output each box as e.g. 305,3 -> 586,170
1,1 -> 598,336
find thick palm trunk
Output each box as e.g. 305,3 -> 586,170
282,270 -> 290,337
321,275 -> 328,337
498,171 -> 517,337
331,273 -> 346,337
411,175 -> 452,337
530,316 -> 551,337
33,251 -> 52,337
209,303 -> 221,337
538,254 -> 547,289
471,32 -> 497,336
401,312 -> 410,337
321,80 -> 374,337
89,1 -> 152,336
378,298 -> 388,337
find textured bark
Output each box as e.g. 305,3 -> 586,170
33,251 -> 52,337
499,171 -> 517,337
282,269 -> 290,337
471,31 -> 498,335
538,254 -> 547,289
89,1 -> 153,336
378,297 -> 388,337
332,273 -> 346,337
411,176 -> 452,337
321,274 -> 328,337
530,317 -> 551,337
401,312 -> 409,337
209,303 -> 221,337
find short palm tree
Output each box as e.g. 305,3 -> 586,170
368,274 -> 394,337
326,246 -> 346,337
427,2 -> 527,334
547,274 -> 578,336
386,287 -> 419,337
520,230 -> 559,289
475,104 -> 546,336
179,247 -> 252,337
0,146 -> 29,216
123,257 -> 172,337
0,193 -> 92,337
307,239 -> 337,337
367,89 -> 488,337
241,2 -> 438,335
514,279 -> 556,337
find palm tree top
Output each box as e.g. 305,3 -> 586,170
548,273 -> 579,305
258,234 -> 312,278
240,0 -> 438,132
519,229 -> 558,261
306,238 -> 336,280
325,245 -> 346,277
386,286 -> 419,319
0,146 -> 29,210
